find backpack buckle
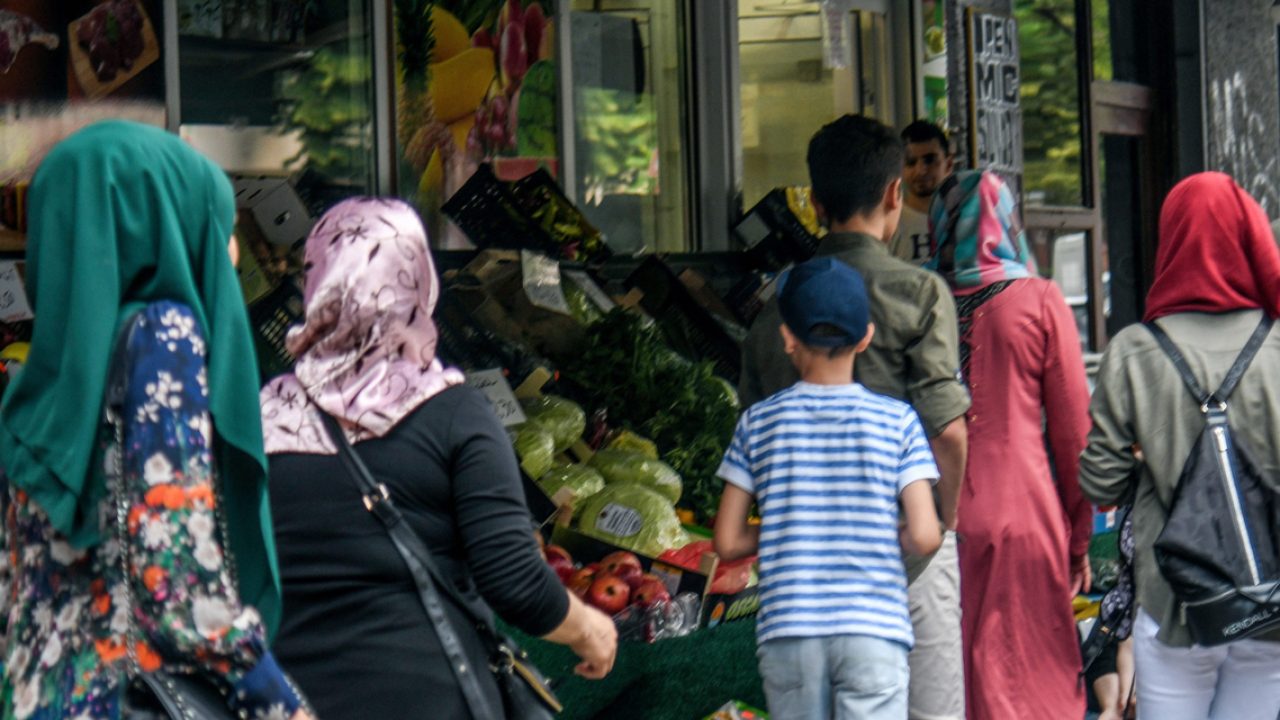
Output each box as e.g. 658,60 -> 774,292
1200,399 -> 1227,415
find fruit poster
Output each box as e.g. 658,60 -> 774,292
394,0 -> 559,248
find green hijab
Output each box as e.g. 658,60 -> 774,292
0,121 -> 281,634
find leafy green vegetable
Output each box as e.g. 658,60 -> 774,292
589,449 -> 682,504
537,464 -> 606,507
521,395 -> 586,453
510,423 -> 556,479
559,310 -> 739,523
577,483 -> 686,557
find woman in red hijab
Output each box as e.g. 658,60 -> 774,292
1080,172 -> 1280,720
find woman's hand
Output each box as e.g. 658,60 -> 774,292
542,591 -> 618,680
569,603 -> 618,680
290,711 -> 315,720
1069,553 -> 1092,596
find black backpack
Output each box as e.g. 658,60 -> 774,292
1147,316 -> 1280,646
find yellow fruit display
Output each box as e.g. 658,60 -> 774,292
429,47 -> 495,124
429,7 -> 470,63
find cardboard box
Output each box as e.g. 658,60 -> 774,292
233,176 -> 313,249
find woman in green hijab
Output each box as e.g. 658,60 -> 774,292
0,121 -> 310,719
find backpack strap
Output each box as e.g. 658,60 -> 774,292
1214,316 -> 1274,401
1145,316 -> 1273,411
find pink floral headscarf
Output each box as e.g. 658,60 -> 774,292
260,198 -> 464,455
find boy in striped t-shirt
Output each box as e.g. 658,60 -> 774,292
715,257 -> 942,719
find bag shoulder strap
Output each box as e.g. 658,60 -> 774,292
1144,316 -> 1273,409
318,411 -> 501,719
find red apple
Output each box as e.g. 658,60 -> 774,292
586,573 -> 631,615
633,578 -> 670,608
568,567 -> 596,598
600,551 -> 642,577
615,563 -> 645,590
546,556 -> 574,585
545,545 -> 573,566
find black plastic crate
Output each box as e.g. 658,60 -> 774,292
441,164 -> 561,256
624,256 -> 742,383
733,188 -> 822,272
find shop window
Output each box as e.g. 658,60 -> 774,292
570,0 -> 690,253
1015,0 -> 1086,207
178,1 -> 379,209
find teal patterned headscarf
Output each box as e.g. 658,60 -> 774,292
925,171 -> 1036,290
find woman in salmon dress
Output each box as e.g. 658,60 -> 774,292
926,171 -> 1094,719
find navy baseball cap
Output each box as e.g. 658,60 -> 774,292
777,257 -> 870,347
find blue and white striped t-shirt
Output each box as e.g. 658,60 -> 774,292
717,382 -> 939,648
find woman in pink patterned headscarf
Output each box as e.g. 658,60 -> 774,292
260,198 -> 617,720
260,197 -> 465,452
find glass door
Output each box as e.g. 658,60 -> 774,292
737,0 -> 906,210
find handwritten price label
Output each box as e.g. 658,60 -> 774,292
466,368 -> 528,427
0,262 -> 32,323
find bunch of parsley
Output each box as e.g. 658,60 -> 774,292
561,310 -> 739,523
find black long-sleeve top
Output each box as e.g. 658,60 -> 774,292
268,385 -> 569,720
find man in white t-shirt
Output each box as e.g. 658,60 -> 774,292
890,120 -> 954,265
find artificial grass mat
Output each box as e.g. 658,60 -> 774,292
507,617 -> 766,720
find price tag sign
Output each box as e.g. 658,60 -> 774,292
521,250 -> 573,316
466,368 -> 528,427
0,261 -> 33,323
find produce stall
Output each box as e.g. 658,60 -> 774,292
399,166 -> 823,717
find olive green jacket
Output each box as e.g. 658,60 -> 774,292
1080,309 -> 1280,646
739,232 -> 970,436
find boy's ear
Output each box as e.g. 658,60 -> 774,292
812,198 -> 829,227
884,178 -> 904,212
855,323 -> 876,353
779,324 -> 800,355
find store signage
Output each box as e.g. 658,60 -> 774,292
965,9 -> 1023,185
465,368 -> 528,427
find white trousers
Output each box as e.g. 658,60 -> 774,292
1134,608 -> 1280,720
906,532 -> 963,720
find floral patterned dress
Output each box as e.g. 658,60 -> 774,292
0,302 -> 300,720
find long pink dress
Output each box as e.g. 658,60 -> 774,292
956,276 -> 1093,719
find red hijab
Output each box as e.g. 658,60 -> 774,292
1145,172 -> 1280,321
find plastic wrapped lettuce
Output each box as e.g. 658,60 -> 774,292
605,430 -> 659,459
521,395 -> 586,453
589,449 -> 682,504
537,464 -> 605,506
510,423 -> 556,479
578,483 -> 687,557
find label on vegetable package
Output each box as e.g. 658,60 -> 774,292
521,250 -> 573,316
466,368 -> 527,427
594,503 -> 643,538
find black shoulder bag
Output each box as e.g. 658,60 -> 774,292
319,412 -> 562,720
1146,316 -> 1280,645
